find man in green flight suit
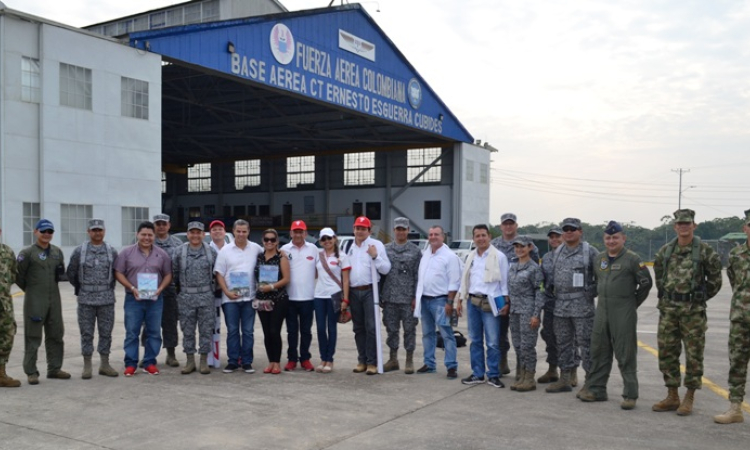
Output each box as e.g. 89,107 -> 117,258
16,219 -> 70,385
0,225 -> 21,387
577,221 -> 652,409
652,209 -> 722,416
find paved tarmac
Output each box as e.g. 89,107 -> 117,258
2,269 -> 750,450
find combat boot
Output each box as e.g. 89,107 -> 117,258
714,402 -> 744,424
0,364 -> 21,388
676,388 -> 696,416
405,351 -> 415,374
570,367 -> 578,387
82,355 -> 93,380
652,387 -> 680,412
181,354 -> 196,375
546,369 -> 572,393
537,364 -> 559,383
500,354 -> 511,375
383,349 -> 399,372
98,354 -> 119,377
166,347 -> 180,367
199,354 -> 210,374
510,365 -> 525,391
516,370 -> 537,392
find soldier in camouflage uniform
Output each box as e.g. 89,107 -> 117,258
578,221 -> 652,410
173,222 -> 217,375
491,213 -> 539,376
66,219 -> 119,379
715,209 -> 750,424
0,226 -> 21,387
382,217 -> 421,373
546,218 -> 599,394
507,235 -> 545,392
16,219 -> 70,385
153,213 -> 184,367
538,227 -> 562,383
653,209 -> 722,416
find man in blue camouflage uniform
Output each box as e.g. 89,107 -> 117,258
490,213 -> 539,376
545,218 -> 599,394
153,213 -> 184,367
538,226 -> 562,383
173,221 -> 217,375
0,225 -> 21,387
382,217 -> 421,374
653,209 -> 722,416
67,219 -> 119,379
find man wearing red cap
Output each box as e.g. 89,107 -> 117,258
347,216 -> 391,375
281,220 -> 319,371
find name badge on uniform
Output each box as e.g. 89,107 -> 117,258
573,272 -> 584,287
611,264 -> 622,270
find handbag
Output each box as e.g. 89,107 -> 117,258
437,330 -> 467,348
338,309 -> 352,324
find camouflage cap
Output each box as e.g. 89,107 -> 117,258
88,219 -> 105,230
604,220 -> 623,235
187,221 -> 204,231
561,218 -> 582,230
153,214 -> 170,223
673,209 -> 695,223
393,217 -> 410,229
501,213 -> 517,224
510,235 -> 532,246
744,209 -> 750,225
547,226 -> 562,237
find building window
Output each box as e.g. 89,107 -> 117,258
234,205 -> 246,216
184,4 -> 201,24
59,63 -> 92,110
22,57 -> 41,103
161,171 -> 167,194
479,163 -> 488,184
425,201 -> 441,220
235,159 -> 261,190
248,205 -> 257,216
407,148 -> 442,183
121,77 -> 149,120
352,202 -> 363,217
189,207 -> 201,218
149,11 -> 166,28
258,205 -> 270,216
188,163 -> 211,192
366,202 -> 381,220
344,152 -> 375,186
204,205 -> 216,216
23,202 -> 40,246
287,156 -> 315,188
466,160 -> 474,182
202,0 -> 220,21
122,206 -> 149,245
61,204 -> 93,246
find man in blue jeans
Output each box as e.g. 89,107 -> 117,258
214,220 -> 263,374
114,221 -> 173,377
457,224 -> 510,388
415,225 -> 462,378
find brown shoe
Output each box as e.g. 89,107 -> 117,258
28,373 -> 39,385
47,370 -> 71,379
676,388 -> 695,416
652,387 -> 680,412
353,363 -> 367,373
365,364 -> 378,375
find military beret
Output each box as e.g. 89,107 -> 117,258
604,221 -> 623,235
673,209 -> 695,223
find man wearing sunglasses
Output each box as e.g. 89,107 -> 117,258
16,219 -> 70,385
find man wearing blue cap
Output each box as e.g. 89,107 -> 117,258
578,221 -> 652,409
16,219 -> 70,385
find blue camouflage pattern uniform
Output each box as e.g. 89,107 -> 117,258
382,242 -> 421,352
153,234 -> 184,349
540,249 -> 559,366
67,243 -> 118,357
173,243 -> 218,355
508,260 -> 545,371
0,243 -> 17,366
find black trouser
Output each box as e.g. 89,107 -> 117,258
258,297 -> 287,363
350,288 -> 377,365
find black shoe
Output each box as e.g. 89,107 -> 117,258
461,375 -> 485,385
223,363 -> 239,373
487,377 -> 505,388
447,368 -> 458,379
417,365 -> 436,374
243,364 -> 255,374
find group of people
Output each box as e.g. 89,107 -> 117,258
1,208 -> 750,425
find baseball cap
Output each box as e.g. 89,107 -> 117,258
35,219 -> 54,231
88,219 -> 105,230
394,217 -> 409,229
209,220 -> 225,230
500,213 -> 517,224
510,235 -> 532,246
354,216 -> 371,228
673,209 -> 695,223
187,221 -> 205,231
291,220 -> 307,231
319,227 -> 336,239
153,214 -> 170,223
547,226 -> 562,237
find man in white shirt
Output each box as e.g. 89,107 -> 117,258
457,224 -> 510,388
214,220 -> 263,374
281,220 -> 319,372
415,226 -> 462,379
347,216 -> 391,375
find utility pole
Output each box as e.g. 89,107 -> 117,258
672,168 -> 690,209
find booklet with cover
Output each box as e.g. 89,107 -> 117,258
137,273 -> 159,300
258,265 -> 279,286
229,271 -> 251,297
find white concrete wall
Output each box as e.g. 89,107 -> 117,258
453,142 -> 491,240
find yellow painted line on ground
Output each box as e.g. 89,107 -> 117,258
638,340 -> 750,413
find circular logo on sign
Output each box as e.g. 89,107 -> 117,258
407,78 -> 422,109
270,23 -> 295,65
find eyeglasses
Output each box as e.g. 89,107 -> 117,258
319,236 -> 333,242
263,237 -> 277,243
562,227 -> 579,233
40,230 -> 54,235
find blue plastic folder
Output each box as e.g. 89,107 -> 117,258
494,295 -> 506,310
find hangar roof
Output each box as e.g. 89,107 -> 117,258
129,4 -> 473,166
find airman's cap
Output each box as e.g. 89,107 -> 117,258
547,226 -> 562,236
153,214 -> 170,223
501,213 -> 517,224
561,218 -> 582,230
673,209 -> 695,223
35,219 -> 54,231
187,221 -> 204,231
604,221 -> 623,235
744,209 -> 750,225
88,219 -> 105,230
394,217 -> 410,229
510,235 -> 532,246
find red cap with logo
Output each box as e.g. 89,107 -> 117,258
354,216 -> 371,228
291,220 -> 307,231
209,220 -> 225,230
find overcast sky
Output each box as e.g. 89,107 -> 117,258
14,0 -> 750,228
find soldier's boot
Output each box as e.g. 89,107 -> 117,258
199,354 -> 210,375
570,368 -> 578,387
537,364 -> 559,383
82,355 -> 93,380
0,364 -> 21,388
405,351 -> 415,374
516,371 -> 537,392
546,369 -> 572,393
676,388 -> 696,416
181,354 -> 196,375
500,354 -> 511,375
714,402 -> 744,424
98,354 -> 119,377
652,387 -> 681,412
510,365 -> 525,391
166,348 -> 180,367
383,349 -> 400,372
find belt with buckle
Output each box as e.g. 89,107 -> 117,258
182,286 -> 213,294
666,291 -> 692,302
469,293 -> 487,299
351,285 -> 372,291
